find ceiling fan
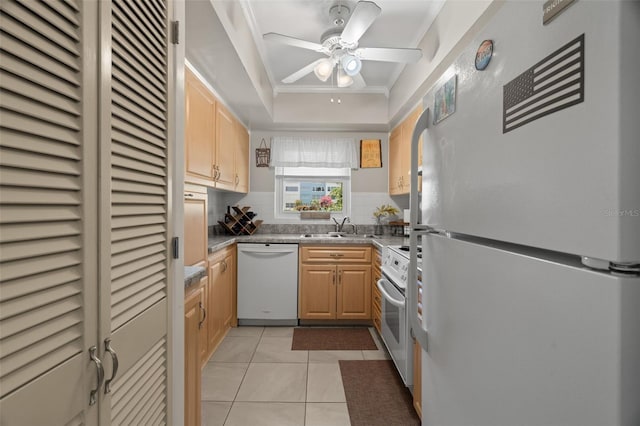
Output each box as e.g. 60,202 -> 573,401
263,1 -> 422,88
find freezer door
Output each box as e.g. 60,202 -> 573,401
420,0 -> 640,262
421,234 -> 640,426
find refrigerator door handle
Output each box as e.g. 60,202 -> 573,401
409,108 -> 431,352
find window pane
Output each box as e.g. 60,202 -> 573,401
283,179 -> 343,212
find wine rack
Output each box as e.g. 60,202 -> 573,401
218,206 -> 263,235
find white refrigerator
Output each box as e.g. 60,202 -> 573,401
408,1 -> 640,425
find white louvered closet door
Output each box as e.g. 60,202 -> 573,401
0,1 -> 99,425
99,0 -> 172,425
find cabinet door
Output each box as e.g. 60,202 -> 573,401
234,121 -> 249,193
184,190 -> 207,266
185,68 -> 215,183
101,0 -> 172,423
389,126 -> 404,194
214,103 -> 236,191
413,338 -> 422,419
372,248 -> 382,333
207,259 -> 225,355
402,106 -> 423,193
221,250 -> 236,328
0,1 -> 99,424
184,288 -> 202,426
336,265 -> 372,319
198,275 -> 209,366
299,264 -> 336,319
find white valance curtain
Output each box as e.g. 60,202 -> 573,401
269,136 -> 359,169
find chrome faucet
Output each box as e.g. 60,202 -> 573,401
343,222 -> 358,235
333,217 -> 349,232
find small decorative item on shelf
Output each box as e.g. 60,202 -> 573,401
218,205 -> 263,235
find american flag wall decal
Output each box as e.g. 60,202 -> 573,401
503,33 -> 585,133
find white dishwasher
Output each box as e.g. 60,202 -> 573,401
237,243 -> 299,325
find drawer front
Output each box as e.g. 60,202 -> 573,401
301,246 -> 372,263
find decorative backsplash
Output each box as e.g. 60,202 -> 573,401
209,223 -> 404,237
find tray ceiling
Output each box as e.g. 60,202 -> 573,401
186,0 -> 447,130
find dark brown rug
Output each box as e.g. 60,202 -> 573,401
291,327 -> 378,350
339,360 -> 420,426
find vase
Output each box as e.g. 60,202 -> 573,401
374,219 -> 383,235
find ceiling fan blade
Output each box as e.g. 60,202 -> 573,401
282,59 -> 327,83
340,1 -> 381,45
356,47 -> 422,63
351,73 -> 366,89
263,32 -> 325,52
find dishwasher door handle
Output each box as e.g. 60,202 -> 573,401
239,248 -> 297,254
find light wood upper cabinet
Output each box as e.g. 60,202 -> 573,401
235,121 -> 250,194
214,103 -> 236,191
299,246 -> 372,320
389,126 -> 404,195
389,106 -> 423,195
185,68 -> 216,184
184,68 -> 250,193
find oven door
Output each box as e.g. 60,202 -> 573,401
376,276 -> 410,386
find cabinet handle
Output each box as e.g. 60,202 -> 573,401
104,338 -> 119,394
221,260 -> 227,272
338,270 -> 342,285
235,174 -> 239,185
198,302 -> 206,329
330,253 -> 344,257
332,270 -> 336,285
89,346 -> 104,406
184,193 -> 194,197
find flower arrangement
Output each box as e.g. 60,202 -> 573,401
373,204 -> 399,223
319,195 -> 333,209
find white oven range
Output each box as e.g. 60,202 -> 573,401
376,245 -> 422,390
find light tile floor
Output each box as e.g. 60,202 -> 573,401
201,327 -> 390,426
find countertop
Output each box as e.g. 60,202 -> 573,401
207,233 -> 408,253
184,265 -> 206,289
186,233 -> 408,289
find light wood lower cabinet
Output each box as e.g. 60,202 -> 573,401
198,275 -> 209,366
184,184 -> 208,267
184,286 -> 203,426
413,338 -> 422,419
372,247 -> 382,333
205,245 -> 236,362
299,246 -> 372,320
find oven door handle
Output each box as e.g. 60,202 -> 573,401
376,279 -> 405,308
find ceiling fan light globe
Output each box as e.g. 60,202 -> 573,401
314,59 -> 334,82
337,68 -> 353,88
341,54 -> 361,76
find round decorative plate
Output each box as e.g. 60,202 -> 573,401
475,40 -> 494,71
